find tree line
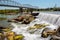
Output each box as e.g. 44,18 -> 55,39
0,9 -> 19,14
38,7 -> 60,11
0,7 -> 60,14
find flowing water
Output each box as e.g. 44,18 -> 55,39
0,14 -> 20,27
39,11 -> 60,25
10,11 -> 60,40
11,22 -> 51,40
0,11 -> 60,40
11,17 -> 59,40
0,11 -> 60,27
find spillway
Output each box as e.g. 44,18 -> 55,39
10,12 -> 60,40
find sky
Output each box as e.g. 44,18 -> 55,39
15,0 -> 60,8
0,0 -> 60,9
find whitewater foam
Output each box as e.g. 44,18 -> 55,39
11,21 -> 56,40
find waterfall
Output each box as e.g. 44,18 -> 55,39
55,17 -> 60,26
10,12 -> 60,40
10,22 -> 51,40
38,13 -> 60,25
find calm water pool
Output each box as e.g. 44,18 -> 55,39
0,14 -> 20,27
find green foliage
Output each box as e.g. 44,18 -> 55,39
0,9 -> 19,14
38,7 -> 60,11
0,17 -> 7,21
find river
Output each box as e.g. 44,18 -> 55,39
0,13 -> 20,27
0,11 -> 60,40
0,11 -> 60,27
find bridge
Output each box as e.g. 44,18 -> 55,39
0,0 -> 39,8
0,0 -> 39,13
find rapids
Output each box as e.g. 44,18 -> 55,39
10,20 -> 57,40
10,13 -> 59,40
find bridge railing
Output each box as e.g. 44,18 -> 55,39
0,0 -> 39,9
0,0 -> 22,6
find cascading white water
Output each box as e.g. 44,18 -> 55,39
11,22 -> 52,40
54,16 -> 60,26
10,13 -> 60,40
12,23 -> 49,40
38,13 -> 60,25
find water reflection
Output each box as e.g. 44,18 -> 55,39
0,14 -> 20,27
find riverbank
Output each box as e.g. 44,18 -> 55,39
0,17 -> 6,21
0,13 -> 20,27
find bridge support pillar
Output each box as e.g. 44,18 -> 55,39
29,8 -> 33,14
19,8 -> 23,14
19,8 -> 33,14
26,8 -> 33,14
26,8 -> 29,13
